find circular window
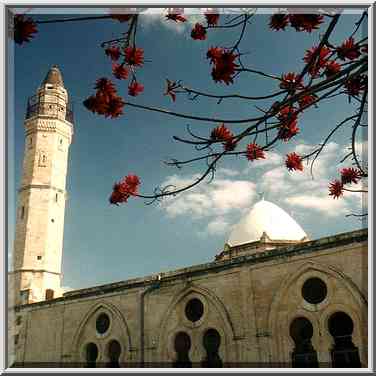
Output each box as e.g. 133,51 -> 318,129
302,277 -> 327,304
185,298 -> 204,322
96,313 -> 110,334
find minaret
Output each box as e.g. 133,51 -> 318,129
11,65 -> 73,305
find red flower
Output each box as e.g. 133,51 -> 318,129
224,138 -> 237,152
277,107 -> 299,141
94,78 -> 117,97
191,23 -> 207,40
105,46 -> 121,61
210,124 -> 233,142
329,179 -> 344,199
109,174 -> 141,205
205,11 -> 220,26
279,72 -> 304,92
298,94 -> 317,109
337,37 -> 361,61
166,9 -> 186,22
128,81 -> 144,96
324,61 -> 341,77
110,14 -> 133,22
340,167 -> 362,185
246,143 -> 266,161
211,50 -> 239,85
207,47 -> 223,64
278,121 -> 300,142
289,14 -> 324,32
164,79 -> 179,102
106,95 -> 125,118
13,15 -> 38,45
303,45 -> 331,77
124,47 -> 144,67
269,13 -> 289,31
344,76 -> 367,97
112,64 -> 129,80
84,78 -> 125,118
285,153 -> 303,171
277,106 -> 297,122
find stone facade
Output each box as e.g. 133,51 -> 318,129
9,67 -> 368,368
12,229 -> 367,367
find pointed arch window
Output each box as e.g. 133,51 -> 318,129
85,342 -> 98,368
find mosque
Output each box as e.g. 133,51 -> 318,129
8,66 -> 368,368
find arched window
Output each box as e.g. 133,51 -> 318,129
328,312 -> 361,367
45,289 -> 54,300
85,342 -> 98,368
173,332 -> 192,368
201,328 -> 223,368
290,317 -> 318,367
106,340 -> 121,367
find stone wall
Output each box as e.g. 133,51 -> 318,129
13,229 -> 368,368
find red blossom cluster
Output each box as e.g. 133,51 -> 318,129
336,37 -> 361,61
109,174 -> 141,205
191,23 -> 207,40
13,15 -> 38,45
246,143 -> 266,161
269,13 -> 323,32
328,167 -> 362,199
329,179 -> 344,199
279,72 -> 304,92
112,63 -> 129,80
277,106 -> 300,141
166,8 -> 186,22
285,152 -> 303,171
210,124 -> 237,151
205,10 -> 220,26
344,75 -> 367,97
124,47 -> 144,67
207,47 -> 239,85
83,78 -> 125,118
298,94 -> 317,109
324,61 -> 341,77
105,46 -> 121,61
128,81 -> 144,96
102,45 -> 145,97
303,45 -> 332,77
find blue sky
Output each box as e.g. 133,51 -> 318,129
8,8 -> 368,290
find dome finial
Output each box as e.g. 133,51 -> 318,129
41,65 -> 64,87
258,191 -> 265,201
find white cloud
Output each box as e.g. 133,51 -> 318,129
159,174 -> 256,219
206,218 -> 230,235
285,194 -> 348,216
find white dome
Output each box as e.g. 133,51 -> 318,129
227,200 -> 307,247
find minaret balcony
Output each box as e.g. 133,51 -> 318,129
25,93 -> 74,124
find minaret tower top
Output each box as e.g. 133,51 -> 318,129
42,65 -> 65,87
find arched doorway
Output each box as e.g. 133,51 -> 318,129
106,340 -> 121,367
173,332 -> 192,367
201,328 -> 223,367
85,342 -> 98,367
328,312 -> 361,367
290,317 -> 318,367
